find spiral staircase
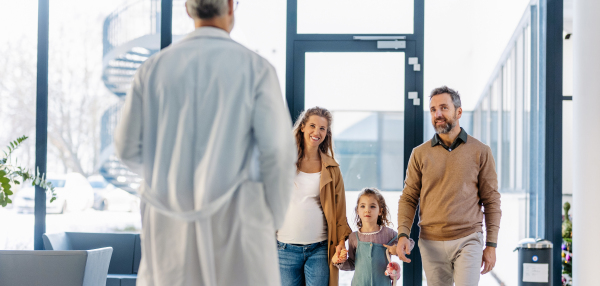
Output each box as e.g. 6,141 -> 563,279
98,0 -> 189,192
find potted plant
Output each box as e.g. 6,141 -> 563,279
0,136 -> 55,207
561,202 -> 573,286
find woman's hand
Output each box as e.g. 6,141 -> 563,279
332,242 -> 348,264
384,244 -> 398,256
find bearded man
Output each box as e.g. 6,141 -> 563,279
395,86 -> 502,286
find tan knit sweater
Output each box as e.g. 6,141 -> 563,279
397,135 -> 502,244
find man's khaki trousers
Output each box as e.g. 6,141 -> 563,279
419,232 -> 483,286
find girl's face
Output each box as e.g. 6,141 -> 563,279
301,115 -> 328,149
357,195 -> 381,226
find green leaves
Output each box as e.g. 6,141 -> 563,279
3,136 -> 28,159
0,136 -> 56,207
0,169 -> 11,200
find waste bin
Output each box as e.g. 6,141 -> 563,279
514,238 -> 553,286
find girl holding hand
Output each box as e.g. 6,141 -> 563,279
333,188 -> 415,286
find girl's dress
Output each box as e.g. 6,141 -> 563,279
335,226 -> 415,286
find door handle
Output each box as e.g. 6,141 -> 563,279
353,36 -> 406,50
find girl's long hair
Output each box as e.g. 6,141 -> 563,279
354,188 -> 392,228
292,106 -> 335,170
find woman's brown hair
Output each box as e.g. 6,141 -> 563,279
354,188 -> 392,228
292,106 -> 335,170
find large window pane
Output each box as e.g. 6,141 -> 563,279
305,52 -> 405,192
306,52 -> 405,111
0,0 -> 38,250
44,0 -> 143,237
298,0 -> 414,34
305,55 -> 404,194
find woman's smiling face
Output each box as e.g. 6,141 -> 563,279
301,115 -> 328,149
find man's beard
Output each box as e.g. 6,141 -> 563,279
433,113 -> 457,134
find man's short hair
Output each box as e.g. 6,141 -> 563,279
186,0 -> 228,19
429,86 -> 461,109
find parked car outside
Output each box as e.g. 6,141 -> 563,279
89,175 -> 140,212
13,173 -> 94,214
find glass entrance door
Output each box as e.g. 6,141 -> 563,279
285,1 -> 424,284
289,40 -> 422,285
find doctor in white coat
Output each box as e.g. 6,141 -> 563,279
114,0 -> 296,285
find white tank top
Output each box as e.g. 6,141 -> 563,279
277,171 -> 328,244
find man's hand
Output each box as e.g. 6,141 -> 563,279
383,244 -> 398,256
481,246 -> 496,274
395,237 -> 412,263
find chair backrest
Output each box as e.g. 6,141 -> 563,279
43,232 -> 72,250
82,247 -> 114,286
44,232 -> 138,275
0,248 -> 113,286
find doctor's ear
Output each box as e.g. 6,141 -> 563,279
228,0 -> 234,15
185,2 -> 192,18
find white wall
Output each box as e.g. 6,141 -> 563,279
572,0 -> 600,284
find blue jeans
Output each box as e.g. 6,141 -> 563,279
277,240 -> 330,286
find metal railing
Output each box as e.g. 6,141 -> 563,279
103,0 -> 160,57
103,0 -> 192,57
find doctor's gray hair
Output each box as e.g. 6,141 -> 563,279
186,0 -> 228,19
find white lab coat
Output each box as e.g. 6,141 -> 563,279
114,27 -> 295,286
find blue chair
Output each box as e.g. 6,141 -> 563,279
43,232 -> 141,286
0,248 -> 113,286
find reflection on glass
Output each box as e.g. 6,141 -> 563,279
305,52 -> 405,192
298,0 -> 414,34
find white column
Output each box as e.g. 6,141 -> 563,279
572,0 -> 600,284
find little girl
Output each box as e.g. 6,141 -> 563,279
332,188 -> 415,286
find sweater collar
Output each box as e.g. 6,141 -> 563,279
431,127 -> 468,150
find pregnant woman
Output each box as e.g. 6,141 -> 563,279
277,106 -> 352,286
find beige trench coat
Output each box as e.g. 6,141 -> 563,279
318,153 -> 353,286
